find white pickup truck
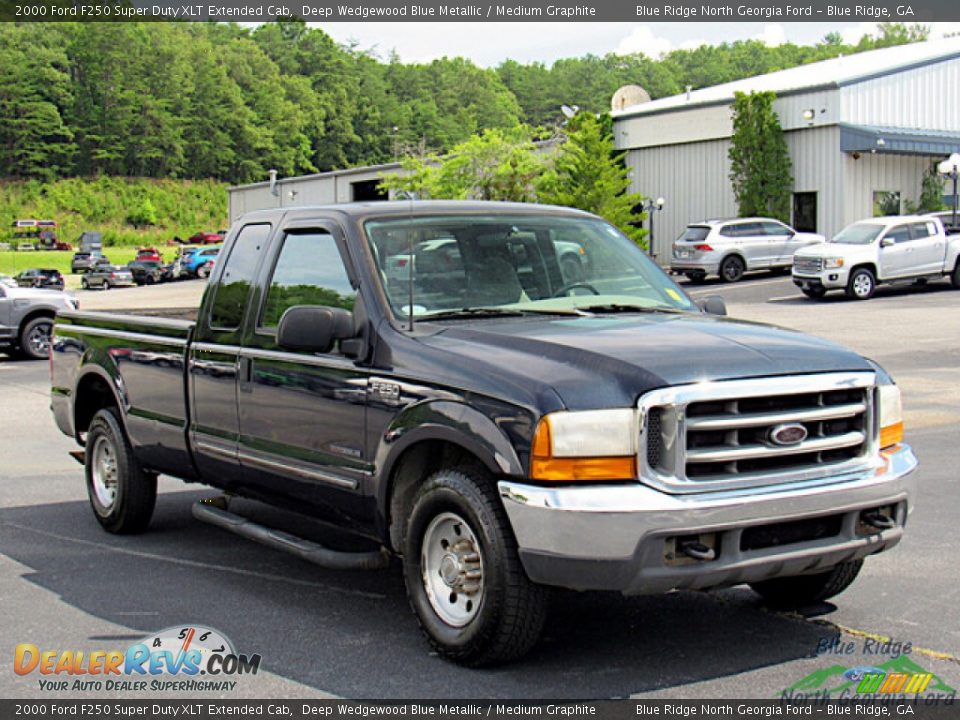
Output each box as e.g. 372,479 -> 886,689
793,215 -> 960,300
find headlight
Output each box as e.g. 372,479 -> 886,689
824,257 -> 845,268
531,409 -> 637,481
878,384 -> 903,449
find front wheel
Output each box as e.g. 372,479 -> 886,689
750,560 -> 863,608
720,255 -> 745,283
846,268 -> 876,300
103,280 -> 111,290
403,468 -> 547,666
18,316 -> 53,360
85,408 -> 157,534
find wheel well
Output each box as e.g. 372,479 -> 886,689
849,263 -> 878,279
721,253 -> 746,268
386,440 -> 486,552
18,309 -> 55,340
75,373 -> 120,438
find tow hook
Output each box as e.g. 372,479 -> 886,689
679,540 -> 717,561
861,511 -> 896,530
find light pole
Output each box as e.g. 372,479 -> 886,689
644,197 -> 665,260
938,153 -> 960,229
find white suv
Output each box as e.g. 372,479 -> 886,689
671,218 -> 824,283
792,215 -> 960,300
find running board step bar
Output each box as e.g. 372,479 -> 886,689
192,499 -> 390,571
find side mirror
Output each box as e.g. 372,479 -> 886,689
697,295 -> 727,316
277,305 -> 354,354
880,237 -> 895,248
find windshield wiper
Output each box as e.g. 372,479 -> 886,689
575,303 -> 685,315
420,307 -> 583,321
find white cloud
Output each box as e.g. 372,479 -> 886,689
840,22 -> 880,45
614,26 -> 682,58
753,24 -> 787,47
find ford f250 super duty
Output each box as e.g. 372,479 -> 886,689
51,201 -> 917,666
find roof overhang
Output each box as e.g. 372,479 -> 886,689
840,123 -> 960,156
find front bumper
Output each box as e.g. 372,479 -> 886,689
793,267 -> 850,290
498,444 -> 917,595
670,257 -> 720,275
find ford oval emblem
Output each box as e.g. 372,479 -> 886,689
768,423 -> 808,446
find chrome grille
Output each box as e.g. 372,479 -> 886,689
639,373 -> 877,494
793,256 -> 823,274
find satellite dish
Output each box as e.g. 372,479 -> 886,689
560,104 -> 580,119
611,85 -> 651,112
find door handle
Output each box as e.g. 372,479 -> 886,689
238,356 -> 253,393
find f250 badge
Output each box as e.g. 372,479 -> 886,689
369,380 -> 401,405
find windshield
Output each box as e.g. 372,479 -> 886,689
832,223 -> 884,245
364,213 -> 697,318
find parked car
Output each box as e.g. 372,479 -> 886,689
71,250 -> 107,274
15,268 -> 65,291
136,247 -> 163,262
1,284 -> 78,359
81,263 -> 136,290
792,215 -> 960,300
127,259 -> 165,285
188,231 -> 224,245
0,275 -> 17,288
670,218 -> 825,283
184,246 -> 221,277
51,201 -> 916,666
76,231 -> 103,253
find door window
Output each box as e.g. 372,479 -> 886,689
909,223 -> 933,240
208,224 -> 271,330
261,231 -> 356,329
884,226 -> 912,244
759,222 -> 791,236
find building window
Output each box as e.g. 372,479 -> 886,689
873,191 -> 901,217
792,192 -> 817,232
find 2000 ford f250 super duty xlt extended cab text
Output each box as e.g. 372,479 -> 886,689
51,201 -> 917,666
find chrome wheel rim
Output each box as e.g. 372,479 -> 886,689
26,322 -> 52,357
853,274 -> 872,297
421,512 -> 484,627
91,435 -> 119,509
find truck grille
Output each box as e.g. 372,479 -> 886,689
639,373 -> 877,493
793,256 -> 823,274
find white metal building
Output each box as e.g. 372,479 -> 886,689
613,39 -> 960,261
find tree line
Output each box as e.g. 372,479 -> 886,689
0,20 -> 928,184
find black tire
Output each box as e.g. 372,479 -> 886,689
685,272 -> 707,284
402,468 -> 547,666
84,408 -> 157,534
145,274 -> 155,285
845,267 -> 876,300
750,560 -> 864,608
18,316 -> 53,360
81,278 -> 89,290
719,255 -> 745,283
801,286 -> 827,299
103,280 -> 111,290
951,261 -> 960,289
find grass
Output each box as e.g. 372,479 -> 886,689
1,177 -> 229,249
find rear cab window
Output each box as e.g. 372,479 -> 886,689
679,226 -> 710,242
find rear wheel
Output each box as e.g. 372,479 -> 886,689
85,408 -> 157,534
81,278 -> 89,290
103,280 -> 111,290
403,468 -> 547,666
801,286 -> 827,299
18,316 -> 53,360
846,268 -> 876,300
951,261 -> 960,289
720,255 -> 745,283
750,560 -> 863,608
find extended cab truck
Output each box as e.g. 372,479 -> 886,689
51,202 -> 917,666
793,215 -> 960,300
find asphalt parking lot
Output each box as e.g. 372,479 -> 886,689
1,273 -> 958,699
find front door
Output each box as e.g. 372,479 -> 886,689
189,222 -> 273,489
877,224 -> 916,279
236,226 -> 369,517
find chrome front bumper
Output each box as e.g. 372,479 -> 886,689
498,444 -> 918,595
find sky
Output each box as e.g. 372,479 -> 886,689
315,21 -> 960,66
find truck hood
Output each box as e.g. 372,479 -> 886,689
421,312 -> 873,410
6,286 -> 74,303
795,242 -> 873,259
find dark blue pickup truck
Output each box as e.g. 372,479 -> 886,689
51,201 -> 917,665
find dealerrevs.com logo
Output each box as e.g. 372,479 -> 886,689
14,625 -> 261,693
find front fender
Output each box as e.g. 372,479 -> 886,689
373,399 -> 529,520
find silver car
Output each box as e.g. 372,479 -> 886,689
0,284 -> 78,359
670,218 -> 825,282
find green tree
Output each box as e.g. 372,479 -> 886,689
904,163 -> 946,213
381,127 -> 546,202
538,113 -> 646,246
126,197 -> 158,228
728,91 -> 793,221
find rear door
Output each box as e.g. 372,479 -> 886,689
188,223 -> 272,488
722,222 -> 767,268
236,223 -> 370,514
909,221 -> 945,275
877,224 -> 915,279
